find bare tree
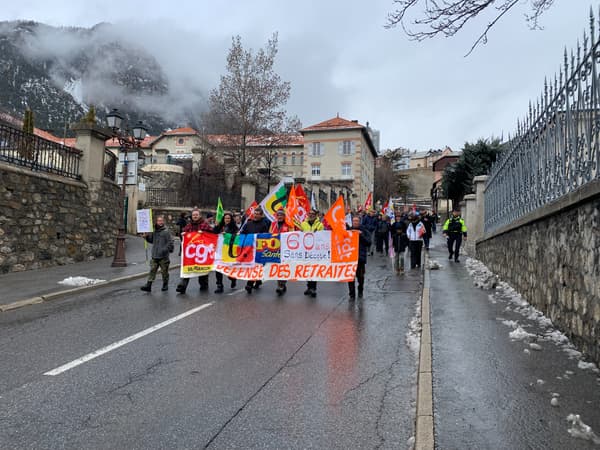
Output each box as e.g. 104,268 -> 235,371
374,148 -> 410,203
204,33 -> 298,177
386,0 -> 557,55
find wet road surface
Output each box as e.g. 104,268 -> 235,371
0,254 -> 421,449
428,235 -> 600,450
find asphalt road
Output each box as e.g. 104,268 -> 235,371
0,255 -> 421,449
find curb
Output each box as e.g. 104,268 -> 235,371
0,264 -> 181,313
415,253 -> 434,449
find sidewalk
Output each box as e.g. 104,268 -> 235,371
426,233 -> 600,449
0,236 -> 181,311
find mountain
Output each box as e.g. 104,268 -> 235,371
0,20 -> 180,136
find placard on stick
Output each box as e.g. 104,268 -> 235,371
136,209 -> 154,233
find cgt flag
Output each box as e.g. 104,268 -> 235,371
295,184 -> 310,225
259,180 -> 288,222
324,196 -> 347,235
285,185 -> 298,229
364,192 -> 373,211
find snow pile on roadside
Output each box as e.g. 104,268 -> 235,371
406,297 -> 422,359
465,258 -> 498,289
466,257 -> 600,375
58,276 -> 106,287
567,414 -> 600,444
427,259 -> 442,270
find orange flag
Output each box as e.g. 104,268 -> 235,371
285,185 -> 298,229
324,195 -> 347,235
294,184 -> 310,226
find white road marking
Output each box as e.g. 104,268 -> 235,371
44,303 -> 213,376
227,289 -> 245,296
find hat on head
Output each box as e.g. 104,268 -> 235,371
452,207 -> 461,212
276,209 -> 285,216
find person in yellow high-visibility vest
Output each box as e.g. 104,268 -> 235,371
442,208 -> 468,263
300,209 -> 324,297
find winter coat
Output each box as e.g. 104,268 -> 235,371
145,224 -> 174,259
213,220 -> 239,235
241,218 -> 271,234
348,224 -> 371,264
391,220 -> 409,252
407,221 -> 425,241
361,214 -> 377,233
443,216 -> 467,236
183,219 -> 213,234
269,220 -> 293,233
421,215 -> 433,238
300,218 -> 324,232
376,220 -> 390,235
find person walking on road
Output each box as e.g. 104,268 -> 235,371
443,208 -> 468,263
176,209 -> 214,294
301,208 -> 324,297
391,214 -> 409,274
213,212 -> 239,293
241,206 -> 271,294
407,213 -> 425,269
140,215 -> 174,292
361,209 -> 377,256
270,209 -> 294,296
375,214 -> 391,256
421,210 -> 433,251
347,215 -> 371,301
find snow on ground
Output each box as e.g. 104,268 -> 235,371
567,414 -> 600,444
466,256 -> 600,444
405,296 -> 422,360
58,276 -> 106,287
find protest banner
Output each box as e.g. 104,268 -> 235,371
180,231 -> 218,277
180,230 -> 359,282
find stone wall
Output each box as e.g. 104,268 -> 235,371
477,183 -> 600,363
0,162 -> 120,273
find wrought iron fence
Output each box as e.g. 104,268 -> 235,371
0,122 -> 81,180
146,188 -> 183,207
104,149 -> 117,181
485,10 -> 600,233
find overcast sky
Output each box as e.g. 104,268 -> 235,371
2,0 -> 594,151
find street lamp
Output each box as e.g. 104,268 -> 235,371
107,108 -> 148,267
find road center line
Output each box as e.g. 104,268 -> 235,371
44,302 -> 213,376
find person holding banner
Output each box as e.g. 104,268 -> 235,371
241,206 -> 271,294
213,212 -> 239,293
140,215 -> 174,292
270,208 -> 294,295
347,215 -> 371,301
175,209 -> 214,294
300,208 -> 324,297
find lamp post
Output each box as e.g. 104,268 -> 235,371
107,108 -> 148,267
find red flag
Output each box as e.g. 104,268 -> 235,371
364,192 -> 373,211
285,185 -> 298,229
324,195 -> 347,235
245,200 -> 259,219
294,184 -> 310,225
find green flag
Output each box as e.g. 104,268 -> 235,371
216,197 -> 224,224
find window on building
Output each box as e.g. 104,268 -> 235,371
311,164 -> 321,176
342,163 -> 352,176
273,155 -> 278,165
282,154 -> 287,165
300,152 -> 304,165
177,138 -> 185,146
311,142 -> 323,156
291,153 -> 296,165
340,141 -> 355,155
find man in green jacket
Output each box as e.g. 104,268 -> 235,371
442,208 -> 467,263
141,215 -> 174,292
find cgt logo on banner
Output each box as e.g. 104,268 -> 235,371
181,231 -> 359,281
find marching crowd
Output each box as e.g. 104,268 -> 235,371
139,205 -> 467,302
